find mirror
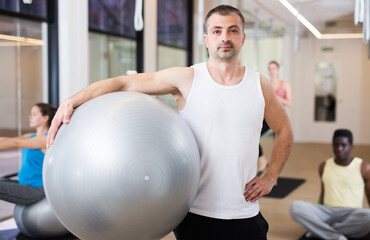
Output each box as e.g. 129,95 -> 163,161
314,63 -> 337,122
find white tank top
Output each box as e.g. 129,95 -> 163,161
180,62 -> 265,219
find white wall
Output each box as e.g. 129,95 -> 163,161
144,0 -> 158,73
58,0 -> 89,102
359,44 -> 370,143
289,36 -> 370,144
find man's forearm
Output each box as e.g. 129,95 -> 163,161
264,125 -> 293,183
67,77 -> 125,108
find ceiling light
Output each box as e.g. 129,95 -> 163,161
279,0 -> 363,40
0,42 -> 39,47
0,34 -> 43,46
296,14 -> 322,38
279,0 -> 299,16
320,33 -> 364,39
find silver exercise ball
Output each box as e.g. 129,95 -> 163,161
14,198 -> 69,238
43,92 -> 200,240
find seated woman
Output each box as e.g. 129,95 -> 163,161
0,103 -> 56,205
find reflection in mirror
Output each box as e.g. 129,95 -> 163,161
314,63 -> 337,122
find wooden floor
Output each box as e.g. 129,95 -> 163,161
1,138 -> 369,240
162,136 -> 370,240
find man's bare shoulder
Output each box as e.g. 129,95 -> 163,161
157,67 -> 194,87
178,67 -> 194,80
161,67 -> 193,78
319,161 -> 326,176
361,160 -> 370,180
258,74 -> 269,88
259,74 -> 275,100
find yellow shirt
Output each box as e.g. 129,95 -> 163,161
322,157 -> 364,208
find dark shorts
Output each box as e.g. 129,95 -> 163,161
173,212 -> 269,240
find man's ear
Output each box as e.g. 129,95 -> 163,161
204,34 -> 208,48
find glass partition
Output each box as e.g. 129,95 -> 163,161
157,0 -> 190,111
89,32 -> 136,83
157,45 -> 187,70
88,0 -> 138,84
0,15 -> 45,137
156,45 -> 187,111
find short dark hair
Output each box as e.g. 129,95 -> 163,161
35,103 -> 57,128
333,129 -> 353,145
269,60 -> 280,69
204,5 -> 245,33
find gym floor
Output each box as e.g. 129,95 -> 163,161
1,136 -> 369,240
162,136 -> 370,240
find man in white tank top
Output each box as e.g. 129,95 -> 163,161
48,5 -> 293,240
290,129 -> 370,240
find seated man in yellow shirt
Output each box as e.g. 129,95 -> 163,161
290,129 -> 370,240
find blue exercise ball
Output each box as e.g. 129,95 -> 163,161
43,92 -> 200,240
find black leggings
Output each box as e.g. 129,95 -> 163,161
174,212 -> 269,240
0,178 -> 45,205
258,119 -> 271,157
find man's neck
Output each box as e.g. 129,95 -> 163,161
334,157 -> 353,166
206,59 -> 243,86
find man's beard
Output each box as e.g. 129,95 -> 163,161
216,42 -> 235,60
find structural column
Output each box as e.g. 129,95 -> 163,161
58,0 -> 89,102
144,0 -> 157,73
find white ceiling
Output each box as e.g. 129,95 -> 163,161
232,0 -> 362,35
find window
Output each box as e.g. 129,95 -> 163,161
0,0 -> 47,20
89,0 -> 136,38
157,0 -> 191,71
157,0 -> 188,49
157,0 -> 192,110
89,0 -> 139,83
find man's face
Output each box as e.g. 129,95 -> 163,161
204,13 -> 245,61
332,137 -> 352,162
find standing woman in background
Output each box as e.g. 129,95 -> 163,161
268,61 -> 293,108
258,61 -> 293,176
0,103 -> 56,205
